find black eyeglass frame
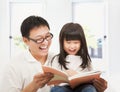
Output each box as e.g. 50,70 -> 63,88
28,33 -> 53,44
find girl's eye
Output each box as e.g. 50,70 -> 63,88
66,41 -> 71,44
74,42 -> 80,44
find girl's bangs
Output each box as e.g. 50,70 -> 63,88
64,31 -> 81,41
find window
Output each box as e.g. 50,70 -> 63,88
9,1 -> 46,57
72,0 -> 108,71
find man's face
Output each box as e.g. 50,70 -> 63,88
24,26 -> 52,58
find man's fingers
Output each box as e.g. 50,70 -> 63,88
33,72 -> 54,88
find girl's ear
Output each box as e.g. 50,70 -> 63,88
23,37 -> 29,45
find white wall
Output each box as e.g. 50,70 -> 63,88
108,0 -> 120,75
107,0 -> 120,91
0,0 -> 9,63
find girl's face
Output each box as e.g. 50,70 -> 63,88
63,39 -> 81,55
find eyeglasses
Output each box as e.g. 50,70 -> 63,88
28,33 -> 53,44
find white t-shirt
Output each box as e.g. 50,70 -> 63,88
51,55 -> 93,72
0,50 -> 55,92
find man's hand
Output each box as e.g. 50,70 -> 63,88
32,72 -> 54,88
22,72 -> 54,92
93,78 -> 107,92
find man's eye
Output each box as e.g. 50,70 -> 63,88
37,38 -> 43,41
46,34 -> 51,37
36,37 -> 42,40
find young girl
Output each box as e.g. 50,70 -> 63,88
50,23 -> 107,92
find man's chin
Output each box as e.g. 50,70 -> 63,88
39,52 -> 48,56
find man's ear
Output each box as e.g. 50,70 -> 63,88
23,37 -> 29,45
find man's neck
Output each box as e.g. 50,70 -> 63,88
31,53 -> 47,65
35,55 -> 47,65
29,49 -> 48,65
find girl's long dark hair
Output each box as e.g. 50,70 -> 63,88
52,23 -> 91,69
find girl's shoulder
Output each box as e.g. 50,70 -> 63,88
50,54 -> 62,69
47,52 -> 58,61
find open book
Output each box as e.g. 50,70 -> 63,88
42,66 -> 101,88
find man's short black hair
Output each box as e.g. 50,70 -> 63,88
21,15 -> 50,38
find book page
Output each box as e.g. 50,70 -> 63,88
42,66 -> 101,88
69,70 -> 101,80
42,66 -> 69,85
68,71 -> 101,88
64,69 -> 78,77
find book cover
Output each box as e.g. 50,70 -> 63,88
42,66 -> 101,88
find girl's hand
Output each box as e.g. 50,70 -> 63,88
93,78 -> 107,92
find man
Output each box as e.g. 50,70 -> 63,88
0,16 -> 54,92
